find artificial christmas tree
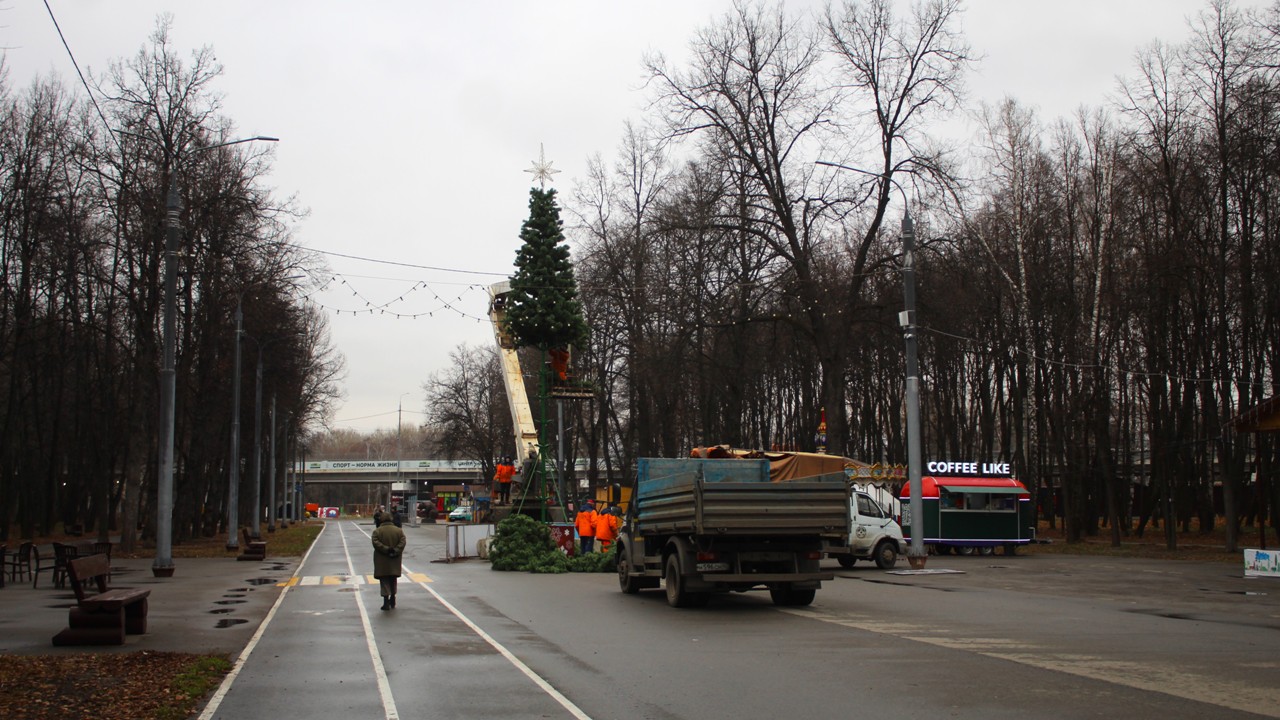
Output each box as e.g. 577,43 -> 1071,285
503,186 -> 589,518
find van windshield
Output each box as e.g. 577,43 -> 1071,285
856,494 -> 886,518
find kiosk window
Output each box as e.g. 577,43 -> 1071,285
939,485 -> 1021,512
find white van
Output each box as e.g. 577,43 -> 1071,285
824,490 -> 905,569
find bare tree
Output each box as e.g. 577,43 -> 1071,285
647,1 -> 864,453
423,344 -> 512,481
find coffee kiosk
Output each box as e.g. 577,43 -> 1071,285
899,461 -> 1036,555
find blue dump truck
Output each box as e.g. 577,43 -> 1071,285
615,458 -> 850,608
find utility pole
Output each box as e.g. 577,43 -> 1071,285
397,394 -> 404,517
153,177 -> 181,577
251,348 -> 265,539
556,399 -> 566,508
129,132 -> 277,577
268,392 -> 277,532
901,211 -> 925,563
226,298 -> 244,551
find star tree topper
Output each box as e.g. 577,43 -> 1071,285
524,143 -> 561,189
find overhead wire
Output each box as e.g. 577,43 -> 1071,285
42,0 -> 121,154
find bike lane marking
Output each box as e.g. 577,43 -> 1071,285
350,523 -> 595,720
339,521 -> 401,720
197,521 -> 324,720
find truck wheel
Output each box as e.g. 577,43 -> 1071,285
959,546 -> 976,556
837,554 -> 856,569
1003,543 -> 1018,556
769,585 -> 816,607
979,546 -> 995,556
874,541 -> 898,569
664,554 -> 706,608
617,545 -> 642,594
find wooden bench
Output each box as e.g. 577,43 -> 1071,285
52,553 -> 150,646
238,527 -> 267,561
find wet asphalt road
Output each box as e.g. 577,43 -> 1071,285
197,520 -> 1280,720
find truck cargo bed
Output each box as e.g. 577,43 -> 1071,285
635,459 -> 848,536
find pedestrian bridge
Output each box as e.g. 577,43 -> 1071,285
296,459 -> 483,485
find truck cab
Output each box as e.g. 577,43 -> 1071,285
825,490 -> 904,569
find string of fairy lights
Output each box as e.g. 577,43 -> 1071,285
300,249 -> 508,322
302,271 -> 492,322
303,249 -> 1266,394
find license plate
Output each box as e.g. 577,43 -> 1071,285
739,551 -> 790,561
696,562 -> 730,572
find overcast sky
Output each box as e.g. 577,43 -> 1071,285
5,0 -> 1267,433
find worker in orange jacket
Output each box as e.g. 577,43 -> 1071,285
575,500 -> 597,554
594,505 -> 621,552
493,457 -> 515,504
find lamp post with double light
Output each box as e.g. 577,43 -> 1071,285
814,159 -> 925,563
247,330 -> 302,539
226,277 -> 300,550
125,132 -> 278,576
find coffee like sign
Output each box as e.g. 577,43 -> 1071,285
926,461 -> 1011,477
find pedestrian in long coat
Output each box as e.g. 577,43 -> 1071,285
372,514 -> 407,610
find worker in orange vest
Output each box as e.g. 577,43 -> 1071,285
575,500 -> 597,554
594,505 -> 621,552
493,457 -> 516,504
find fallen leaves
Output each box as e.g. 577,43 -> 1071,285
0,651 -> 231,720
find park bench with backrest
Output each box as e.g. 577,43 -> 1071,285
51,553 -> 149,646
238,527 -> 267,561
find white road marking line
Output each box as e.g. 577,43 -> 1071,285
781,607 -> 1280,718
340,521 -> 400,720
420,579 -> 594,720
200,520 -> 589,720
352,522 -> 594,720
197,521 -> 323,720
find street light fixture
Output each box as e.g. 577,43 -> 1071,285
247,330 -> 303,539
815,159 -> 926,562
229,277 -> 302,548
268,391 -> 278,532
899,212 -> 925,562
397,392 -> 410,523
137,131 -> 279,577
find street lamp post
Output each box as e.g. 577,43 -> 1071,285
227,273 -> 299,549
248,331 -> 299,539
300,444 -> 308,520
137,133 -> 278,577
268,392 -> 278,532
251,340 -> 266,539
901,212 -> 925,563
154,176 -> 181,576
226,297 -> 245,551
813,159 -> 925,563
397,392 -> 408,522
280,412 -> 292,527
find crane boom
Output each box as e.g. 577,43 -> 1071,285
488,282 -> 539,461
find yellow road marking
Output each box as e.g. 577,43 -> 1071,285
277,572 -> 430,587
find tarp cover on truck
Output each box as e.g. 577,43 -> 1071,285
690,446 -> 868,481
